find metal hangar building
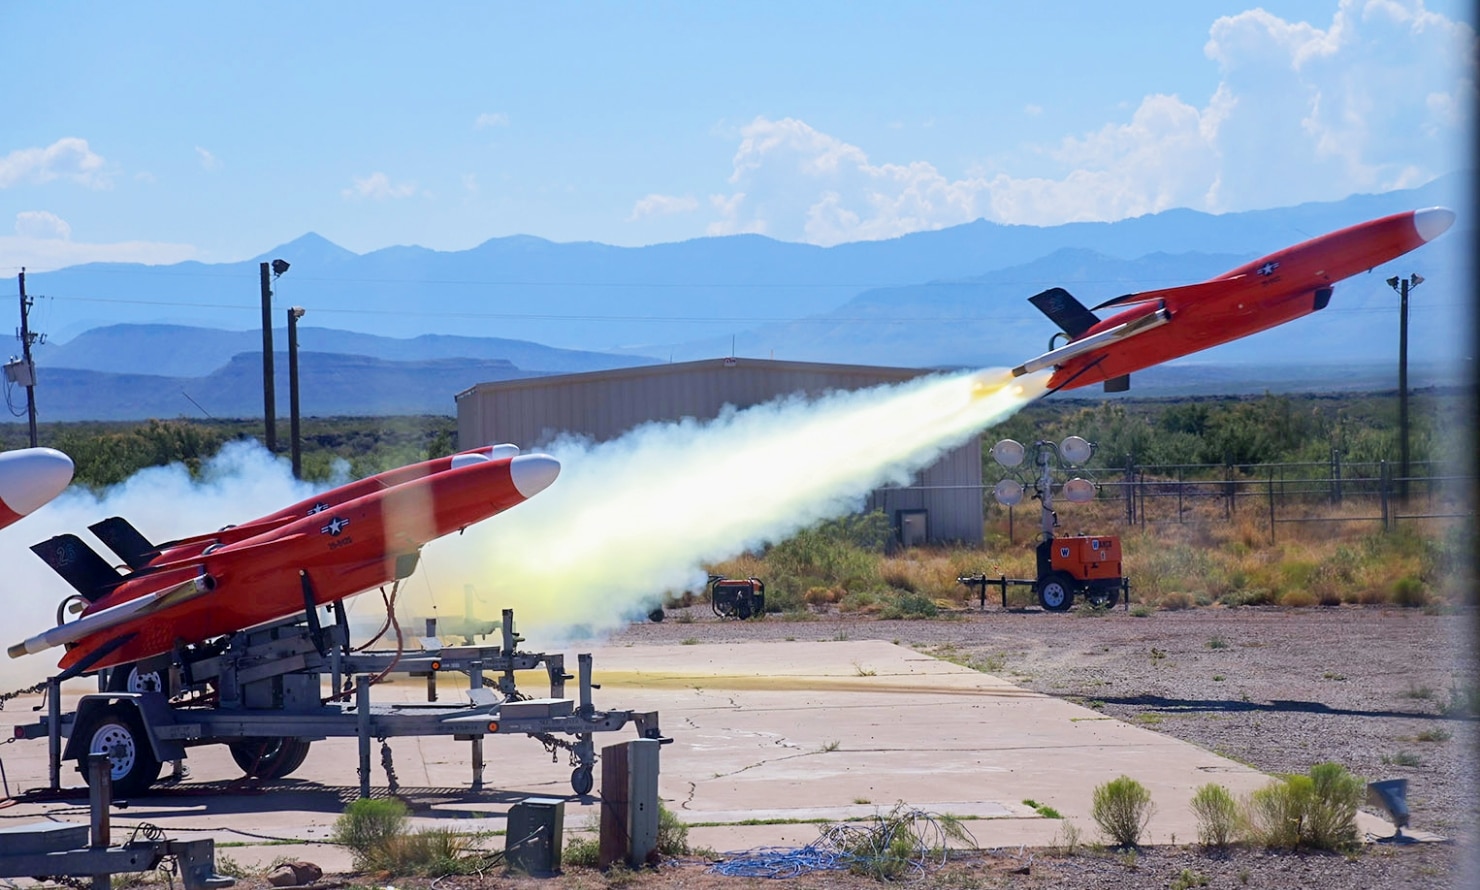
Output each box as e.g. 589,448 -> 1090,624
455,357 -> 983,545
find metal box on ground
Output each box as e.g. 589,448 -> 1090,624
505,797 -> 565,876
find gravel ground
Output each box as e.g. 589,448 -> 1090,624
232,604 -> 1477,890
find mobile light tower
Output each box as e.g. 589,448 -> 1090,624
988,436 -> 1127,611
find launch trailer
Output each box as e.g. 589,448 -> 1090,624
13,608 -> 662,798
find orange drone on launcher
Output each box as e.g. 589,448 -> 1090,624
10,446 -> 558,674
1013,207 -> 1456,392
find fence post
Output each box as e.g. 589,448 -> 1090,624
1330,448 -> 1342,505
1124,454 -> 1136,525
1177,466 -> 1184,523
1379,460 -> 1391,532
1267,465 -> 1276,544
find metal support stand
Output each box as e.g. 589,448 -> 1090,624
469,660 -> 485,791
356,679 -> 372,798
47,677 -> 62,791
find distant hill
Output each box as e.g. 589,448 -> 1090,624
35,352 -> 548,421
39,324 -> 660,378
23,174 -> 1468,362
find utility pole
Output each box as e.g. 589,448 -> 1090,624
260,262 -> 277,453
287,306 -> 305,479
260,258 -> 290,453
1386,274 -> 1422,500
15,269 -> 40,447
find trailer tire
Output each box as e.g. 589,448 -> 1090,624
1086,588 -> 1120,609
77,705 -> 162,797
1037,572 -> 1076,612
229,737 -> 313,780
571,765 -> 594,796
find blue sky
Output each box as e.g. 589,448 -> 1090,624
1,0 -> 1473,272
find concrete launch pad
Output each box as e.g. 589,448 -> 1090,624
0,640 -> 1411,870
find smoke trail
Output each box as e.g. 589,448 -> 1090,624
410,367 -> 1050,639
0,441 -> 321,691
0,367 -> 1046,695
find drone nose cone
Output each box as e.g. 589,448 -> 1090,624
509,454 -> 561,499
1413,206 -> 1455,243
0,447 -> 74,519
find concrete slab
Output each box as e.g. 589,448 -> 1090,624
0,641 -> 1418,872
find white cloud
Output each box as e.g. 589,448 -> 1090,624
475,112 -> 510,129
1024,104 -> 1044,117
462,173 -> 479,195
628,193 -> 699,221
195,146 -> 222,171
708,117 -> 985,245
696,1 -> 1471,242
341,172 -> 419,200
2,211 -> 195,272
0,138 -> 109,189
14,210 -> 70,239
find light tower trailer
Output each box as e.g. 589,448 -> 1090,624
12,607 -> 662,798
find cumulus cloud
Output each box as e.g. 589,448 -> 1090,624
628,193 -> 700,220
195,146 -> 222,171
14,210 -> 71,239
697,1 -> 1471,242
1,211 -> 196,272
342,172 -> 420,200
0,138 -> 110,189
474,112 -> 510,129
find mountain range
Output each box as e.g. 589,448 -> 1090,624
10,173 -> 1471,421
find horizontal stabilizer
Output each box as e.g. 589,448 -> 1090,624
1091,275 -> 1249,312
29,534 -> 125,602
89,516 -> 159,570
1029,288 -> 1100,338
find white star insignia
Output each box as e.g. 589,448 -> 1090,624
321,516 -> 350,536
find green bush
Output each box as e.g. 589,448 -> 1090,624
363,827 -> 473,876
878,591 -> 938,619
333,797 -> 409,858
563,835 -> 600,867
1391,576 -> 1429,608
656,802 -> 691,856
1190,783 -> 1238,849
1243,762 -> 1362,851
1091,776 -> 1155,848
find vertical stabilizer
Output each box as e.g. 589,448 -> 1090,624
1028,287 -> 1101,338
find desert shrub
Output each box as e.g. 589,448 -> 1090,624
1278,589 -> 1318,608
1242,762 -> 1362,851
1390,576 -> 1429,608
1091,776 -> 1155,848
363,827 -> 473,876
804,586 -> 845,605
656,802 -> 691,856
1159,591 -> 1194,611
333,797 -> 409,859
878,591 -> 938,619
563,835 -> 600,867
1190,783 -> 1239,850
839,590 -> 882,613
1224,588 -> 1275,607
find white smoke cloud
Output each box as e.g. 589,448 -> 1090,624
409,368 -> 1050,641
0,372 -> 1045,694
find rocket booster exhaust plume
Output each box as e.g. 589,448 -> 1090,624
413,367 -> 1051,637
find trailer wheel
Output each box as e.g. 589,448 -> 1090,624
571,765 -> 594,796
229,737 -> 313,780
77,705 -> 162,797
1086,588 -> 1120,609
1037,572 -> 1076,612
